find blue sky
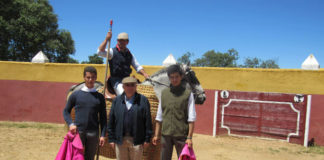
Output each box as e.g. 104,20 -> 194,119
49,0 -> 324,68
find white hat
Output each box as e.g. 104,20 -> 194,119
117,32 -> 129,40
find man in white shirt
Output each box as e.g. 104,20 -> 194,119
152,64 -> 196,160
98,31 -> 149,96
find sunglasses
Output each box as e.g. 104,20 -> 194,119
124,83 -> 136,87
118,39 -> 128,42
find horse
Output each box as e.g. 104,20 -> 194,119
142,63 -> 206,104
67,64 -> 206,105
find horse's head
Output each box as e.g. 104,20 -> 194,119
181,64 -> 206,104
142,63 -> 206,104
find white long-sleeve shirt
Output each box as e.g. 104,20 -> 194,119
155,92 -> 196,122
97,48 -> 143,72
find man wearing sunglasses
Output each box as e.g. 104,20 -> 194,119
98,32 -> 149,96
107,76 -> 153,160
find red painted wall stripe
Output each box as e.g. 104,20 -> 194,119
2,79 -> 324,146
308,95 -> 324,146
0,80 -> 76,123
194,90 -> 215,135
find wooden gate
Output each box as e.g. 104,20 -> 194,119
215,90 -> 310,145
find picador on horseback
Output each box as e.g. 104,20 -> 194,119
97,31 -> 150,98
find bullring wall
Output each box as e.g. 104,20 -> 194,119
0,61 -> 324,145
1,61 -> 324,94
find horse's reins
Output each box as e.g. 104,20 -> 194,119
146,70 -> 205,96
146,78 -> 169,87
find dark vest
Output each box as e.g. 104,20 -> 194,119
109,47 -> 133,78
161,86 -> 191,137
123,105 -> 135,136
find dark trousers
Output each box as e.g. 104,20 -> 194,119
161,135 -> 186,160
79,130 -> 99,160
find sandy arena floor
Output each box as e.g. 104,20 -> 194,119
1,121 -> 324,160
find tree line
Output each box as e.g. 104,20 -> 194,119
177,49 -> 279,68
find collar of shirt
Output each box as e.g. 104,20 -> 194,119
81,85 -> 97,92
116,44 -> 129,52
116,44 -> 120,51
124,94 -> 135,110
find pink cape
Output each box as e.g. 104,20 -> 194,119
179,144 -> 196,160
55,131 -> 84,160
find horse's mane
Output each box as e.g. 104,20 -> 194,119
150,67 -> 168,78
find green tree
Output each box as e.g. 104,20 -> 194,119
260,59 -> 279,68
68,57 -> 79,64
177,52 -> 194,64
240,57 -> 279,68
193,49 -> 239,67
81,54 -> 103,64
178,49 -> 280,68
241,57 -> 261,68
0,0 -> 75,62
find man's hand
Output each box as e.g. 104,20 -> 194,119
105,31 -> 112,41
144,142 -> 150,148
143,73 -> 150,79
109,142 -> 115,149
69,125 -> 77,134
139,69 -> 150,79
99,137 -> 106,147
99,31 -> 112,51
152,136 -> 159,145
185,138 -> 193,148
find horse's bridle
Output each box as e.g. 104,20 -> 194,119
146,78 -> 169,87
184,70 -> 205,96
147,69 -> 205,96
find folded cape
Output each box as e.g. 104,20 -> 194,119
55,131 -> 84,160
179,144 -> 196,160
